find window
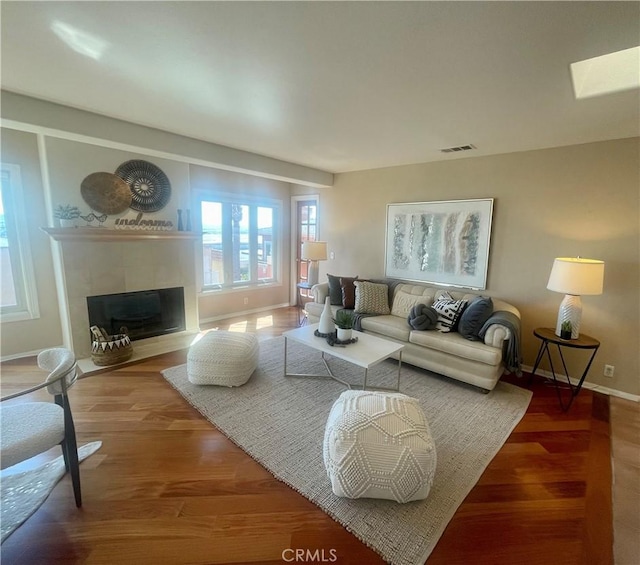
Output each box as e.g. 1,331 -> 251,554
1,164 -> 40,321
201,196 -> 280,290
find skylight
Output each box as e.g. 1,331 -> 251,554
570,46 -> 640,99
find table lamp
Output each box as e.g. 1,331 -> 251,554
301,241 -> 327,287
546,257 -> 604,339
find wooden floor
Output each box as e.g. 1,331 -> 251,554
0,307 -> 615,564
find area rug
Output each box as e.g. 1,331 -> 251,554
0,441 -> 102,543
162,337 -> 532,565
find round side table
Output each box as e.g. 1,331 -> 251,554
529,327 -> 600,411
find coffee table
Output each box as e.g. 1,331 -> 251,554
282,323 -> 404,391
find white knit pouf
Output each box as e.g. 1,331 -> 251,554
187,331 -> 259,386
323,390 -> 437,503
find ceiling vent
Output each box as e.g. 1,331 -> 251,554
440,144 -> 476,153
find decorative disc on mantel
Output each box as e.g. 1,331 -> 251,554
115,160 -> 171,213
80,172 -> 132,215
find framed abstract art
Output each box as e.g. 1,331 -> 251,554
385,198 -> 494,290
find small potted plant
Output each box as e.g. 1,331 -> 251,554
560,320 -> 572,340
54,204 -> 81,228
334,310 -> 355,341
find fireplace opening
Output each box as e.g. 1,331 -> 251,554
87,287 -> 186,342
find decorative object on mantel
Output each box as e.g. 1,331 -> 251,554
177,209 -> 184,231
80,172 -> 132,214
114,212 -> 173,230
185,209 -> 192,231
79,212 -> 96,227
115,160 -> 171,212
53,204 -> 81,227
90,325 -> 133,366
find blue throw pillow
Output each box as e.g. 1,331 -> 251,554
458,297 -> 494,340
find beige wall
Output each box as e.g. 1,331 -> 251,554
295,138 -> 640,396
0,129 -> 63,355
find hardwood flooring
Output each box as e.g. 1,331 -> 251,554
0,307 -> 616,564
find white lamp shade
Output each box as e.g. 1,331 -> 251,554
547,257 -> 604,296
301,241 -> 328,261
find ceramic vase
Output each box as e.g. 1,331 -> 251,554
336,328 -> 352,341
318,297 -> 334,334
177,209 -> 184,231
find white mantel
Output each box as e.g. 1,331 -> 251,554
43,227 -> 201,359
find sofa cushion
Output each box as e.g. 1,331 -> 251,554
432,292 -> 468,333
340,277 -> 359,309
354,281 -> 390,315
409,330 -> 502,366
360,315 -> 411,342
328,274 -> 356,305
391,290 -> 430,318
458,297 -> 494,340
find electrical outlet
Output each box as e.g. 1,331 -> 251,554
243,297 -> 248,305
603,364 -> 614,378
330,251 -> 335,260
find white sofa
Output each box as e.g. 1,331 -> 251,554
305,281 -> 521,392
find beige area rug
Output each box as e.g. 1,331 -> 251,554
1,441 -> 102,543
162,337 -> 532,565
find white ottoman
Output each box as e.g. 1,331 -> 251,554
187,331 -> 259,386
323,390 -> 436,503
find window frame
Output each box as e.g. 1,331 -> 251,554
199,193 -> 282,293
0,163 -> 41,322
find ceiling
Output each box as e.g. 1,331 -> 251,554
1,2 -> 639,173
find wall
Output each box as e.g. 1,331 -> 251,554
294,138 -> 640,396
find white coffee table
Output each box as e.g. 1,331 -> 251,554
282,323 -> 404,391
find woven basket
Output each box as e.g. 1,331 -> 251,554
90,326 -> 133,366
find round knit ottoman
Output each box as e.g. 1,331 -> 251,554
187,331 -> 259,386
323,390 -> 437,503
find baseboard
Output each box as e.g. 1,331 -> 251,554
1,346 -> 63,362
522,364 -> 640,403
199,302 -> 291,325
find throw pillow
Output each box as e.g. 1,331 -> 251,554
328,274 -> 356,305
432,292 -> 468,333
391,290 -> 429,318
354,281 -> 391,315
407,304 -> 439,330
458,297 -> 494,340
340,277 -> 359,309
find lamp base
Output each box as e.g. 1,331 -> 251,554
555,294 -> 582,339
307,260 -> 320,287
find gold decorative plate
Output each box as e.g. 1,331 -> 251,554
81,172 -> 132,215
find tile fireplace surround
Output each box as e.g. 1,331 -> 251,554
44,228 -> 200,364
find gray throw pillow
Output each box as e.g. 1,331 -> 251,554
458,297 -> 494,340
407,304 -> 439,330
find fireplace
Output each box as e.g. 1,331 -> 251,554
87,287 -> 186,341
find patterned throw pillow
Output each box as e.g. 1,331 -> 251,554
354,281 -> 391,315
391,290 -> 430,318
432,292 -> 468,333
